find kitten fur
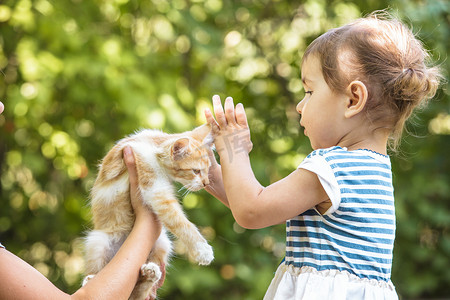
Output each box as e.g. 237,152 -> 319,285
83,124 -> 214,299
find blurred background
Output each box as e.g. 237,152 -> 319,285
0,0 -> 448,299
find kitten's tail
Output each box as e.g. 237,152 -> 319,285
84,230 -> 124,274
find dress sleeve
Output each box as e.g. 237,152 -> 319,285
298,153 -> 341,215
0,242 -> 5,249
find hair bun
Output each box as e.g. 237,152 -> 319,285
392,65 -> 440,107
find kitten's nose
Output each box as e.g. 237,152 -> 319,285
202,178 -> 209,187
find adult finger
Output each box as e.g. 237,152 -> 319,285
156,263 -> 166,289
123,146 -> 137,182
123,146 -> 139,197
224,96 -> 236,124
148,264 -> 166,300
212,94 -> 227,128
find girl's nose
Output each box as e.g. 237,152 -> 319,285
296,98 -> 305,114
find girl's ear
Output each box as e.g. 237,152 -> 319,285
345,80 -> 368,119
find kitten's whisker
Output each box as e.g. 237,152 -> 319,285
178,185 -> 191,197
183,186 -> 193,196
188,183 -> 197,192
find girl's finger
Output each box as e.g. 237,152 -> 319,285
204,108 -> 218,127
204,108 -> 220,136
224,96 -> 236,124
235,103 -> 249,128
212,94 -> 227,127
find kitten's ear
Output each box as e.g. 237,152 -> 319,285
172,138 -> 190,161
191,124 -> 213,146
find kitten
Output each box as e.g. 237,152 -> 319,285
83,124 -> 214,299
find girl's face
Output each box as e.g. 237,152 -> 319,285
296,55 -> 348,150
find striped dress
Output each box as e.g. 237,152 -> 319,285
264,147 -> 398,300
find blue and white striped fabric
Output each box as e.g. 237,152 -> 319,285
286,146 -> 395,282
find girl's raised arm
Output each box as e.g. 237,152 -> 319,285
205,95 -> 329,229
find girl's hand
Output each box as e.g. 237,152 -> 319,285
205,95 -> 253,161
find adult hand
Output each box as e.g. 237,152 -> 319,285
148,263 -> 166,300
123,146 -> 166,299
123,146 -> 160,225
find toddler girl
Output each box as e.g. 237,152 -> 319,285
204,12 -> 441,299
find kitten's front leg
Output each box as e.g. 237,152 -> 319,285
191,240 -> 215,266
145,189 -> 214,265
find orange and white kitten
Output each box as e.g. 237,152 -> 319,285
83,124 -> 214,299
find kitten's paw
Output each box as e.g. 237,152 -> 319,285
140,262 -> 162,283
82,275 -> 95,286
193,242 -> 214,265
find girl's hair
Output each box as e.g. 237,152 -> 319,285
303,11 -> 442,149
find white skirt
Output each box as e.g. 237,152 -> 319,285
264,264 -> 398,300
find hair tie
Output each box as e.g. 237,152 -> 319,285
402,68 -> 412,74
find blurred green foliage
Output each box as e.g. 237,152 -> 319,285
0,0 -> 448,299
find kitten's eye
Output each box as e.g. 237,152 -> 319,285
193,169 -> 201,175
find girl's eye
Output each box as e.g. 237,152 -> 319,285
305,91 -> 313,96
193,169 -> 201,175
